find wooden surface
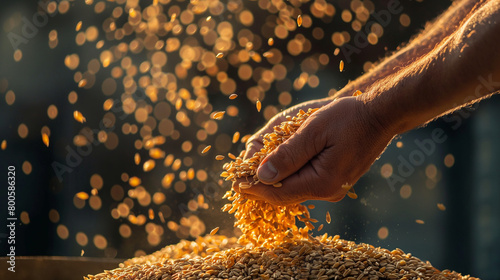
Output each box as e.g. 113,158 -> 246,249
0,256 -> 123,280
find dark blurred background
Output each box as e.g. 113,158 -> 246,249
0,0 -> 499,279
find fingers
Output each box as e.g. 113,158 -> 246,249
244,156 -> 347,206
256,116 -> 327,185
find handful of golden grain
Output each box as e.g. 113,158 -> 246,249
220,108 -> 320,248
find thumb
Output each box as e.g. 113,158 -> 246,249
257,124 -> 325,184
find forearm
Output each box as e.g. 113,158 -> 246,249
333,0 -> 484,99
362,0 -> 500,135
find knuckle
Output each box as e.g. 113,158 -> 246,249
276,143 -> 299,170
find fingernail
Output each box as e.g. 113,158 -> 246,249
258,160 -> 277,182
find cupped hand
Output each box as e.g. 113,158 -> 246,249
233,96 -> 396,206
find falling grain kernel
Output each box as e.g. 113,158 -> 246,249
229,93 -> 238,99
170,13 -> 176,22
232,132 -> 240,144
197,194 -> 204,205
76,192 -> 89,200
148,209 -> 154,220
158,211 -> 165,223
353,90 -> 362,96
326,211 -> 331,224
341,183 -> 351,191
129,176 -> 141,187
102,57 -> 111,68
175,99 -> 182,110
334,48 -> 340,56
339,60 -> 344,72
42,133 -> 50,147
78,79 -> 87,88
347,192 -> 358,199
134,153 -> 140,165
215,155 -> 225,160
228,153 -> 236,160
206,16 -> 211,21
210,227 -> 219,235
91,188 -> 98,196
437,203 -> 446,211
216,53 -> 224,58
143,159 -> 156,172
416,219 -> 425,224
202,145 -> 211,154
297,15 -> 302,27
256,100 -> 262,112
318,224 -> 324,231
129,8 -> 137,18
81,250 -> 84,257
76,21 -> 82,31
239,182 -> 252,189
73,110 -> 86,123
273,182 -> 282,188
1,140 -> 6,150
268,37 -> 274,46
241,134 -> 251,143
211,111 -> 225,120
251,52 -> 262,62
262,52 -> 273,58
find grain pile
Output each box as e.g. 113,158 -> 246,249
85,234 -> 476,280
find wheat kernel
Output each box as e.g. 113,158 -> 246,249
210,227 -> 219,235
202,145 -> 211,154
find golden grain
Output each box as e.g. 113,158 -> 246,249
341,183 -> 352,191
129,176 -> 141,187
347,192 -> 358,199
210,227 -> 219,235
143,159 -> 155,172
76,21 -> 82,31
353,90 -> 362,96
76,192 -> 89,200
78,79 -> 87,88
202,145 -> 211,154
211,111 -> 225,120
256,100 -> 262,112
221,108 -> 319,248
232,132 -> 240,143
73,110 -> 86,123
85,234 -> 475,280
129,8 -> 136,18
42,133 -> 49,147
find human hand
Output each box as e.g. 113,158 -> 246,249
233,96 -> 396,205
